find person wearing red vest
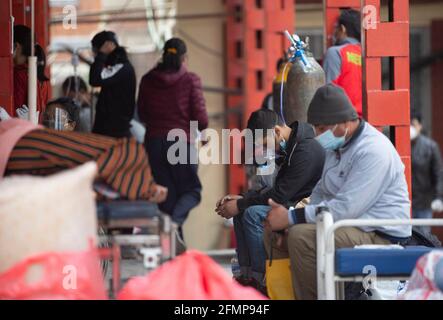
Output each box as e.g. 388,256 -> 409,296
323,9 -> 362,117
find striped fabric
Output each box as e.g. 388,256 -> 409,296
5,129 -> 158,200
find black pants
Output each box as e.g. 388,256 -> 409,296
145,137 -> 202,227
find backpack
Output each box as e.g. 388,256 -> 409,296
404,227 -> 442,248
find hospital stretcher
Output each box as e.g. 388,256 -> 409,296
316,207 -> 443,300
96,200 -> 178,296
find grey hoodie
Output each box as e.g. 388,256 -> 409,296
304,120 -> 412,238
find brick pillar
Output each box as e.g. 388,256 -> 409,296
225,0 -> 295,195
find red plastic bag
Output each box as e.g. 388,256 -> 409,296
0,249 -> 107,300
117,250 -> 267,300
400,250 -> 443,300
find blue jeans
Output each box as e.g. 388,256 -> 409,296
233,205 -> 270,283
412,208 -> 433,234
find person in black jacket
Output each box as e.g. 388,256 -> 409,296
216,109 -> 325,293
89,31 -> 136,138
411,112 -> 443,233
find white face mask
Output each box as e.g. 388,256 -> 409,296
410,126 -> 418,140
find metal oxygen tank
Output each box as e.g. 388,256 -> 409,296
273,31 -> 325,125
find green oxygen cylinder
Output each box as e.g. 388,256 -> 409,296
273,34 -> 325,125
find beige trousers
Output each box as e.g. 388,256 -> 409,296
264,224 -> 390,300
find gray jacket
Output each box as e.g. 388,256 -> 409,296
304,120 -> 412,238
411,134 -> 443,209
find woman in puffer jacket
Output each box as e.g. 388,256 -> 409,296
137,38 -> 208,240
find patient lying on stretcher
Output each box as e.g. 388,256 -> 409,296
0,101 -> 167,203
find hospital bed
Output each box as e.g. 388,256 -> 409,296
96,199 -> 178,296
315,207 -> 443,300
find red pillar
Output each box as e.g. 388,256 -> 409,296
225,0 -> 295,195
324,0 -> 411,204
0,0 -> 14,115
361,0 -> 411,199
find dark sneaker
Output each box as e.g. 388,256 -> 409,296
248,278 -> 269,297
233,276 -> 254,287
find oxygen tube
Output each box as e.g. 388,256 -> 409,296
279,31 -> 311,125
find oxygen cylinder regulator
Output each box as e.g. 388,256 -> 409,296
284,30 -> 312,72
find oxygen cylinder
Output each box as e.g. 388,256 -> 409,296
273,34 -> 325,125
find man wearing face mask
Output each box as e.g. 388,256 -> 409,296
264,84 -> 411,300
323,9 -> 362,117
216,109 -> 325,294
410,112 -> 443,234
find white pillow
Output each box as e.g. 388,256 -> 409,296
0,162 -> 98,273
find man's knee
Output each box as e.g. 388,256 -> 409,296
243,205 -> 269,225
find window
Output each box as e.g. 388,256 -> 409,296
296,29 -> 324,60
410,27 -> 431,133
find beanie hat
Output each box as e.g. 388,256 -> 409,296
307,84 -> 358,126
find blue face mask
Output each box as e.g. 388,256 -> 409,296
271,131 -> 286,154
316,126 -> 347,151
279,138 -> 287,152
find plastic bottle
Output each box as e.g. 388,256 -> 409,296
231,257 -> 241,278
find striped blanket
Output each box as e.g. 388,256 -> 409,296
5,129 -> 158,200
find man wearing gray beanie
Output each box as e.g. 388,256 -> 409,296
264,84 -> 411,300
